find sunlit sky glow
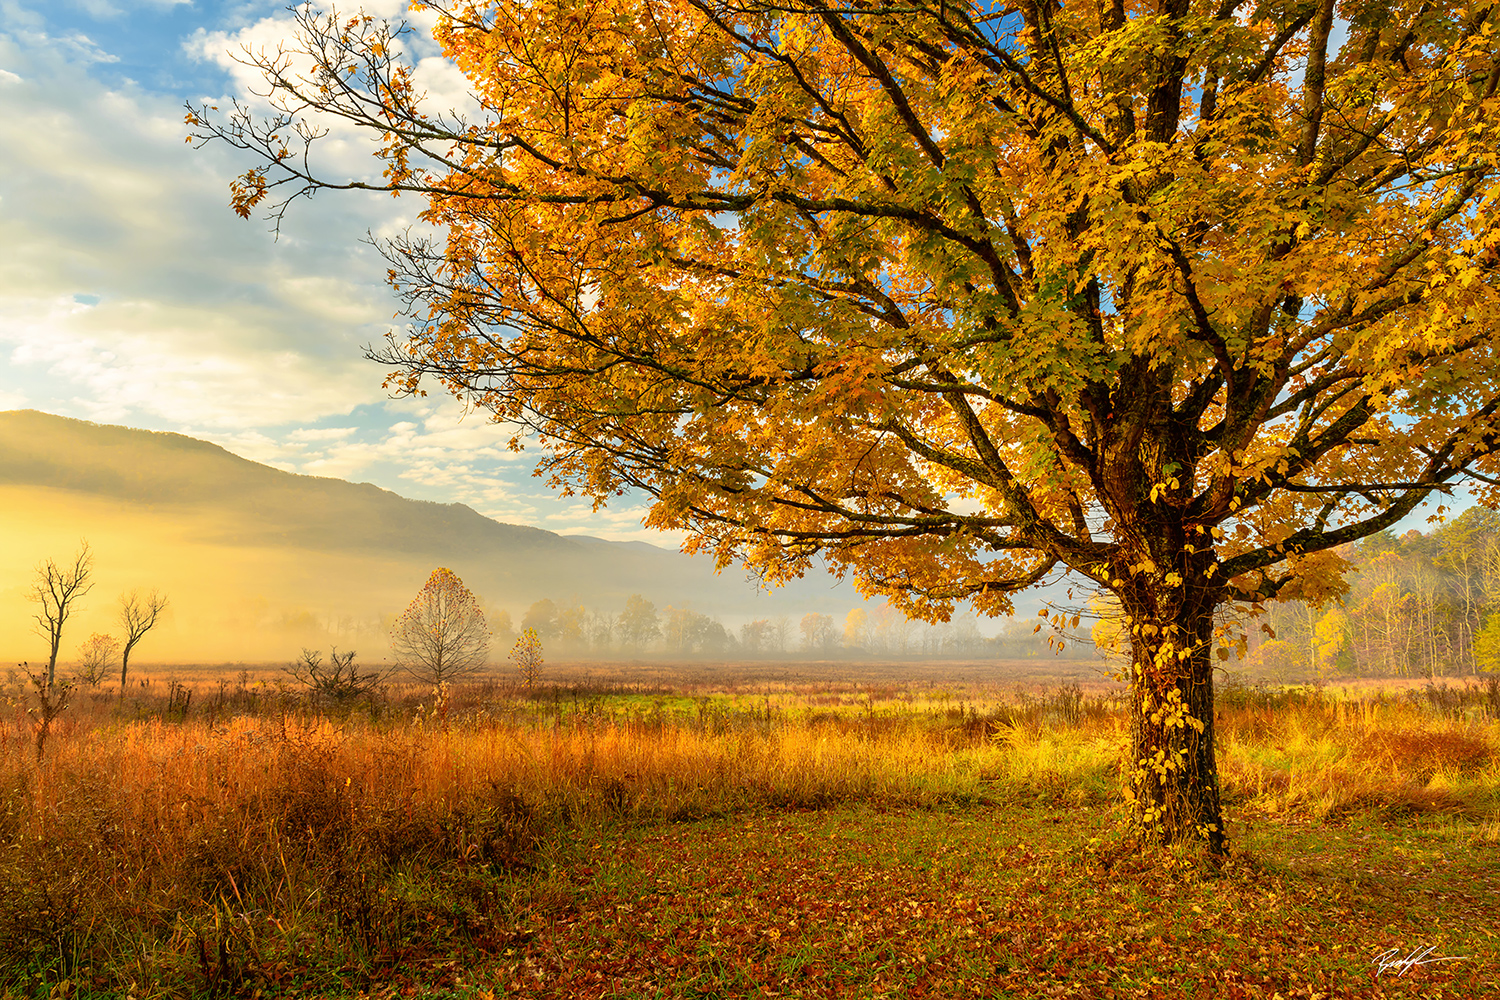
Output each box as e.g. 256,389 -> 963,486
0,0 -> 673,542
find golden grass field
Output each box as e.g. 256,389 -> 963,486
1,660 -> 1497,998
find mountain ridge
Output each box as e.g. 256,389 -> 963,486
0,409 -> 860,661
0,409 -> 575,557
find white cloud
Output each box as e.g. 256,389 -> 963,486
538,502 -> 682,545
67,0 -> 193,15
0,2 -> 44,30
288,426 -> 356,442
71,0 -> 124,17
0,32 -> 399,429
0,2 -> 671,545
55,31 -> 119,63
38,0 -> 196,20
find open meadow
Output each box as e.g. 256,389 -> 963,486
1,660 -> 1497,999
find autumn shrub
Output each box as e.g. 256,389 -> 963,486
73,632 -> 118,688
511,628 -> 544,690
1356,728 -> 1496,777
282,646 -> 386,709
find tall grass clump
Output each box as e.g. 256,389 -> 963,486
1215,680 -> 1500,821
0,716 -> 549,994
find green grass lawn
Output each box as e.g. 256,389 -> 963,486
458,803 -> 1497,1000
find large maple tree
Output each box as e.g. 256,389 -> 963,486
191,0 -> 1500,852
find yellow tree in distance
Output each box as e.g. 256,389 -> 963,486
510,627 -> 544,690
391,568 -> 490,684
191,0 -> 1500,855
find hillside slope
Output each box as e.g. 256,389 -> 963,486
0,410 -> 856,663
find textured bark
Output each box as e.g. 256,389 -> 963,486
1123,591 -> 1226,855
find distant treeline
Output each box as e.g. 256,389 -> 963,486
272,510 -> 1500,675
1250,507 -> 1500,678
473,596 -> 1092,661
264,593 -> 1091,664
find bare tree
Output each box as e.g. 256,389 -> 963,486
800,613 -> 836,655
390,568 -> 490,684
119,589 -> 169,694
771,616 -> 792,656
31,542 -> 93,689
76,632 -> 120,687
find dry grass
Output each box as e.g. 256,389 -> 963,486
1213,680 -> 1500,822
0,667 -> 1496,996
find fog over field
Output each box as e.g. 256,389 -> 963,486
0,410 -> 885,664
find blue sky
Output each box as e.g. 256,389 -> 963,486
0,0 -> 672,541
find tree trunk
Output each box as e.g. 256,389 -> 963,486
1120,579 -> 1227,856
46,639 -> 60,690
119,643 -> 134,699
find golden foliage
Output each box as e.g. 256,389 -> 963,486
200,0 -> 1500,623
192,0 -> 1500,846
